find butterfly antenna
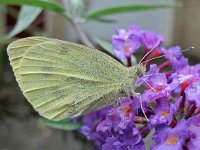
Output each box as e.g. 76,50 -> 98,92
139,43 -> 160,64
141,47 -> 194,65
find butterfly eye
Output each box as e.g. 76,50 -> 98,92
136,69 -> 144,77
136,65 -> 146,77
128,65 -> 146,79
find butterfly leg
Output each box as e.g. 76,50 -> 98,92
117,97 -> 126,106
142,80 -> 156,92
136,78 -> 156,92
132,91 -> 149,122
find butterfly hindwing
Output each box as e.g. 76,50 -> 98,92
7,37 -> 128,120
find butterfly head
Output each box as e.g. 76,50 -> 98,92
125,64 -> 145,88
128,64 -> 146,79
123,64 -> 146,96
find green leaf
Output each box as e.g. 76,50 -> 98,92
95,38 -> 114,56
8,5 -> 42,37
0,49 -> 3,82
41,118 -> 82,131
86,4 -> 176,20
88,17 -> 116,23
0,0 -> 65,15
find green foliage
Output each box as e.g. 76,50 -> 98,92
0,49 -> 3,83
86,4 -> 176,21
7,5 -> 42,37
0,0 -> 65,15
65,0 -> 86,18
41,118 -> 82,131
0,0 -> 66,37
0,1 -> 177,38
95,38 -> 114,56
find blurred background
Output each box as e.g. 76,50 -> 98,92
0,0 -> 200,149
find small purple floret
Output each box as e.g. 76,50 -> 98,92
151,120 -> 189,150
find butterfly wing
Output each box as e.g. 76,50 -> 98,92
7,37 -> 128,120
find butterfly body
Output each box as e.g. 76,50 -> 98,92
7,37 -> 145,120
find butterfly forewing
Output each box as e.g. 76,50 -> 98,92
7,37 -> 128,120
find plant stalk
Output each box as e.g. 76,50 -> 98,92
71,19 -> 94,48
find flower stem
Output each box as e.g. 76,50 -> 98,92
71,19 -> 94,48
170,118 -> 177,128
159,60 -> 171,70
139,126 -> 150,138
180,87 -> 186,116
185,103 -> 196,119
127,56 -> 132,67
133,116 -> 148,124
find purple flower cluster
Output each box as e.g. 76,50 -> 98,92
79,25 -> 200,150
112,25 -> 163,60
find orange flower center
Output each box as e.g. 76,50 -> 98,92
123,46 -> 131,53
152,49 -> 161,58
161,110 -> 170,118
182,81 -> 190,90
146,84 -> 151,90
146,85 -> 164,92
124,105 -> 132,115
166,135 -> 179,145
155,86 -> 164,92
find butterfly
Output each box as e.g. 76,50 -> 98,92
7,36 -> 148,121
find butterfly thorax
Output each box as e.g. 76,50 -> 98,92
122,64 -> 146,96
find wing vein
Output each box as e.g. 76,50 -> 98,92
18,72 -> 115,83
